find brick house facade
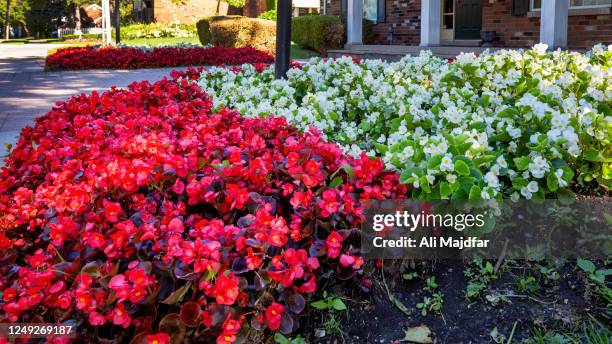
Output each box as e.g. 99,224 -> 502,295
324,0 -> 611,50
135,0 -> 269,24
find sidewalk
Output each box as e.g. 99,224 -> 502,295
0,44 -> 186,159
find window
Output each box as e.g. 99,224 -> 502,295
443,0 -> 454,29
531,0 -> 611,10
341,0 -> 384,24
364,0 -> 378,22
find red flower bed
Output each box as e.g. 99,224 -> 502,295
45,46 -> 274,71
0,75 -> 408,343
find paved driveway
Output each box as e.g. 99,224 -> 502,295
0,44 -> 186,159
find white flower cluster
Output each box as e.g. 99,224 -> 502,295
198,45 -> 612,200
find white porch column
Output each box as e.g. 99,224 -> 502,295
347,0 -> 363,45
101,0 -> 112,45
540,0 -> 569,49
420,0 -> 441,47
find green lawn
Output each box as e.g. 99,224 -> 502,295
290,42 -> 321,60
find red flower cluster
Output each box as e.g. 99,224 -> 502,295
0,73 -> 408,342
45,45 -> 274,71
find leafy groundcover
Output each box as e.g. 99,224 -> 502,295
0,74 -> 409,343
45,45 -> 274,71
198,45 -> 611,201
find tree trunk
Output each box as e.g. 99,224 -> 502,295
216,0 -> 221,14
75,3 -> 82,38
4,0 -> 10,40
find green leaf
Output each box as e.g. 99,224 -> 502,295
442,73 -> 461,83
439,181 -> 452,197
577,258 -> 596,274
480,94 -> 490,108
274,333 -> 291,344
513,156 -> 531,170
577,70 -> 590,81
161,281 -> 192,305
546,173 -> 558,192
582,148 -> 612,162
374,143 -> 389,154
329,176 -> 343,188
472,155 -> 496,167
419,176 -> 431,193
310,300 -> 329,310
468,185 -> 482,201
331,298 -> 347,311
597,103 -> 612,116
454,160 -> 470,176
496,108 -> 519,118
340,164 -> 354,178
427,155 -> 443,169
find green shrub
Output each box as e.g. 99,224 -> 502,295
197,16 -> 220,45
205,16 -> 276,53
363,19 -> 375,44
291,15 -> 344,54
258,10 -> 277,21
119,23 -> 197,40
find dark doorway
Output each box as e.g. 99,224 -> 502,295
454,0 -> 482,39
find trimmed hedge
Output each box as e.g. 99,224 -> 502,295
198,16 -> 276,53
291,15 -> 344,54
196,15 -> 239,45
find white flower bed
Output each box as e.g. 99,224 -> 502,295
198,44 -> 612,200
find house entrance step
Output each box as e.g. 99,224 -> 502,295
327,44 -> 496,61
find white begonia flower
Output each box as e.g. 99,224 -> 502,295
436,142 -> 448,154
481,188 -> 492,200
484,172 -> 500,189
527,181 -> 539,193
511,192 -> 520,202
556,169 -> 568,188
529,155 -> 549,179
520,186 -> 532,199
496,155 -> 508,169
440,155 -> 454,172
403,146 -> 415,158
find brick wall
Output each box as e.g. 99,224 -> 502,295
322,0 -> 421,45
154,0 -> 268,24
324,0 -> 611,50
481,0 -> 539,48
374,0 -> 421,45
567,13 -> 612,49
154,0 -> 226,24
482,0 -> 611,50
